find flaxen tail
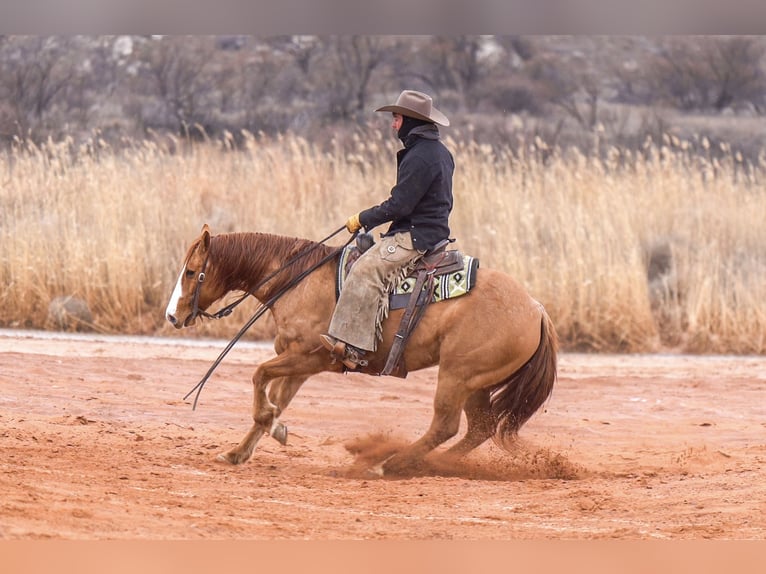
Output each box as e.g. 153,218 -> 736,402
490,308 -> 558,446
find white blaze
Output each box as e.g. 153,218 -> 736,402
165,265 -> 186,320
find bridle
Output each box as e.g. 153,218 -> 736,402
186,256 -> 212,325
187,258 -> 253,326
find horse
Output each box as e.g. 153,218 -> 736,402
165,224 -> 558,476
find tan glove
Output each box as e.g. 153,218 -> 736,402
345,213 -> 362,233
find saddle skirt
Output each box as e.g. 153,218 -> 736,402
336,244 -> 479,310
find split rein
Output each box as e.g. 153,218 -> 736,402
183,225 -> 357,410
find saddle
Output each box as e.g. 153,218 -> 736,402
338,233 -> 479,378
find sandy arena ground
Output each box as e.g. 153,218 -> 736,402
1,329 -> 764,540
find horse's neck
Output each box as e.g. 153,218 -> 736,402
212,232 -> 332,301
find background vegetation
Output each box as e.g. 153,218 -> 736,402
1,35 -> 765,354
1,128 -> 764,353
3,35 -> 766,156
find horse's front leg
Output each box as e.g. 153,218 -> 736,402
264,374 -> 310,444
217,364 -> 274,465
219,351 -> 324,465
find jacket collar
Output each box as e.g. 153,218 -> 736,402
402,124 -> 440,148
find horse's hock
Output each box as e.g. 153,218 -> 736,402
47,295 -> 94,331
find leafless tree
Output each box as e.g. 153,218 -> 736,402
313,36 -> 391,120
277,35 -> 321,76
0,36 -> 84,139
704,36 -> 766,111
215,45 -> 296,133
131,36 -> 218,131
494,35 -> 536,62
528,53 -> 602,130
647,36 -> 766,112
417,36 -> 489,109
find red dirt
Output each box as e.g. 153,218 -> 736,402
1,330 -> 765,540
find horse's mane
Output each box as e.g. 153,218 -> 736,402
208,232 -> 340,295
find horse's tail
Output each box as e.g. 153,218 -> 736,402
490,307 -> 558,446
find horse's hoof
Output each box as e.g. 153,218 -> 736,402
270,422 -> 288,446
367,454 -> 395,477
367,463 -> 385,478
382,453 -> 422,476
217,451 -> 246,465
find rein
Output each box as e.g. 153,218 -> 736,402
189,226 -> 350,323
183,225 -> 357,410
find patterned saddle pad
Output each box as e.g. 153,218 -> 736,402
336,245 -> 479,310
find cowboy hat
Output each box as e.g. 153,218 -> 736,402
375,90 -> 450,126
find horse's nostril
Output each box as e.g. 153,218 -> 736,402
167,314 -> 177,325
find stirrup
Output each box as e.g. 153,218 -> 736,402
342,346 -> 369,370
320,334 -> 368,369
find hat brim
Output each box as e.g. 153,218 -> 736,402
375,104 -> 450,127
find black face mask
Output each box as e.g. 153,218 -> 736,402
397,116 -> 432,141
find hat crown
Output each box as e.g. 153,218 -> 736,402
396,90 -> 432,117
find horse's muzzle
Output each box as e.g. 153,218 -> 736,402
166,313 -> 186,329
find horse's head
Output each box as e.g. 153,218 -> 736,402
165,224 -> 225,329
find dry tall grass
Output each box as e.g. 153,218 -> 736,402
1,128 -> 764,353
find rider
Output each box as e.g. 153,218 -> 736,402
320,89 -> 455,369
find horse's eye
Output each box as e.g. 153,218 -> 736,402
185,269 -> 195,279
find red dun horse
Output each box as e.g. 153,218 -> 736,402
165,224 -> 557,475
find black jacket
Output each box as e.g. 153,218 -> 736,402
358,125 -> 454,252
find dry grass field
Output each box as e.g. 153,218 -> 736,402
1,127 -> 764,353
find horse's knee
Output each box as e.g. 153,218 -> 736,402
253,408 -> 275,428
251,381 -> 278,425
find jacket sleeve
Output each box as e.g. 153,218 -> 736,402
358,155 -> 432,230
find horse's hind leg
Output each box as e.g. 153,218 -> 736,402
444,388 -> 494,457
381,374 -> 469,475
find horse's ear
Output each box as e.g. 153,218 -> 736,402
200,224 -> 211,252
